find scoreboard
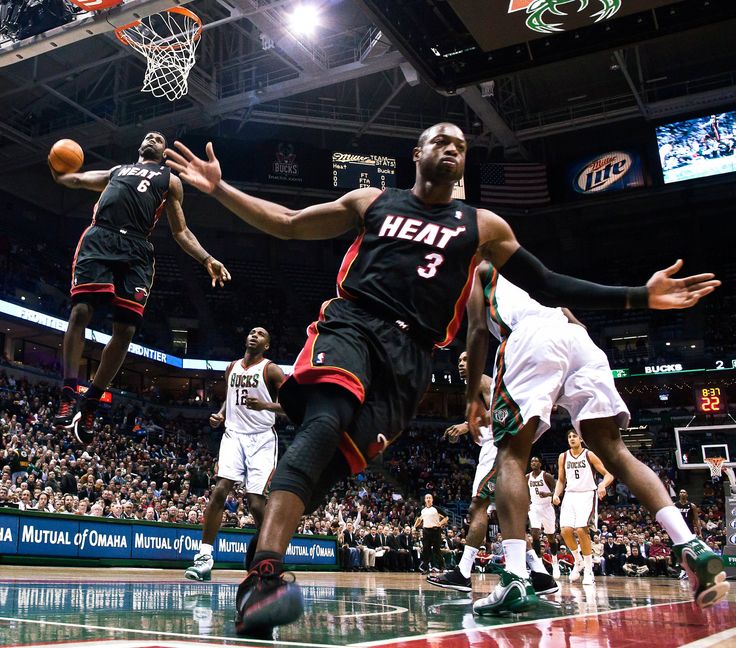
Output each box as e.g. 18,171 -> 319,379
695,385 -> 728,414
332,152 -> 397,190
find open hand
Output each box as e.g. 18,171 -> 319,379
646,260 -> 720,309
205,257 -> 231,288
165,141 -> 222,194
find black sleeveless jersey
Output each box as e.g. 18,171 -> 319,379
336,188 -> 479,347
677,501 -> 695,531
92,162 -> 170,238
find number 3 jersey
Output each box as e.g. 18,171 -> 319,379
336,188 -> 479,348
93,162 -> 170,238
225,358 -> 276,434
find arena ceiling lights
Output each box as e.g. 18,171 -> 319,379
356,0 -> 736,91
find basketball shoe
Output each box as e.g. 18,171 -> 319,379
72,397 -> 99,445
673,538 -> 730,609
582,569 -> 595,586
551,559 -> 561,580
427,567 -> 472,592
185,552 -> 214,582
53,387 -> 78,428
235,559 -> 304,634
530,570 -> 559,595
473,569 -> 539,615
569,561 -> 582,582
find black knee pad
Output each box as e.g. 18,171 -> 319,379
269,415 -> 343,506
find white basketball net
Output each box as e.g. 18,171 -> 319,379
116,9 -> 201,102
705,457 -> 725,479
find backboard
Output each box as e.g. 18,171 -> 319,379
674,424 -> 736,470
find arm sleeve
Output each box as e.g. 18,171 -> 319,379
499,247 -> 649,310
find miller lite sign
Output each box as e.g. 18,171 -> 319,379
568,149 -> 645,196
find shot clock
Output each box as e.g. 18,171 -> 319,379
695,385 -> 728,414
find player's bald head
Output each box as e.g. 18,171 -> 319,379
417,122 -> 465,148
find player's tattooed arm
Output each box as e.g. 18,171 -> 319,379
49,164 -> 112,192
165,140 -> 376,240
165,175 -> 231,288
475,209 -> 719,310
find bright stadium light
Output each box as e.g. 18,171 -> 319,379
288,4 -> 320,36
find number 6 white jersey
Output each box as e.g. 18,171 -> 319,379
564,449 -> 596,492
225,358 -> 276,434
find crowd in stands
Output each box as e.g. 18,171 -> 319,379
1,369 -> 732,578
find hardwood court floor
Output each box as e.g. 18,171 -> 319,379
0,567 -> 734,647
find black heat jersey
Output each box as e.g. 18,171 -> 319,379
93,162 -> 170,238
336,188 -> 479,347
678,501 -> 695,531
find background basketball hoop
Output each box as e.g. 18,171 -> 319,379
115,6 -> 202,102
705,456 -> 726,479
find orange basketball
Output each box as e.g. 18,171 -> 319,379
49,139 -> 84,174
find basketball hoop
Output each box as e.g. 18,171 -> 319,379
705,456 -> 725,479
115,7 -> 202,102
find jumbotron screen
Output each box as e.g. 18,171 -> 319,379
657,111 -> 736,184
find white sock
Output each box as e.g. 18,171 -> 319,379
656,506 -> 696,545
200,542 -> 213,556
503,539 -> 528,579
571,548 -> 582,565
459,545 -> 479,579
552,555 -> 559,565
526,549 -> 546,574
583,554 -> 592,572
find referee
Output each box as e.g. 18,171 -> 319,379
414,493 -> 449,573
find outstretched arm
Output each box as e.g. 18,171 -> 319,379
476,209 -> 720,310
49,163 -> 112,192
165,175 -> 231,288
165,141 -> 377,240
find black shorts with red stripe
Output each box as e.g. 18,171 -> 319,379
278,297 -> 433,474
70,224 -> 154,324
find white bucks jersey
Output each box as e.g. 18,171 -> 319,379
484,267 -> 568,342
564,449 -> 596,492
528,472 -> 552,505
225,358 -> 276,434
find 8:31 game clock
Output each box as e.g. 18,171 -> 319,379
695,384 -> 728,413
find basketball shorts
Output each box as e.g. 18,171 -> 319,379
71,225 -> 155,323
490,318 -> 629,444
217,428 -> 278,495
472,439 -> 498,501
529,503 -> 556,534
278,297 -> 433,474
560,490 -> 596,529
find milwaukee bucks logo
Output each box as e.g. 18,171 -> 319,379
509,0 -> 623,35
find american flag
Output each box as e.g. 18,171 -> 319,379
479,162 -> 550,207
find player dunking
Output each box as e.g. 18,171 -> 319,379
166,123 -> 718,634
553,430 -> 612,586
528,456 -> 560,579
186,327 -> 285,582
466,261 -> 728,615
50,132 -> 230,443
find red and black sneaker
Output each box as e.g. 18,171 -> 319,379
72,398 -> 99,445
53,387 -> 78,429
235,559 -> 304,635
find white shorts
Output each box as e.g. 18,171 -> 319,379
472,439 -> 498,500
560,490 -> 596,529
217,429 -> 278,495
490,319 -> 629,442
529,503 -> 556,534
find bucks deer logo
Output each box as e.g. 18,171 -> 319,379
509,0 -> 623,35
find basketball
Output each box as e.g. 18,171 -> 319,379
48,139 -> 84,174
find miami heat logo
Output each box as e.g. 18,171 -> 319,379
509,0 -> 622,34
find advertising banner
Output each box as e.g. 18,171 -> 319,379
567,150 -> 645,196
0,510 -> 338,569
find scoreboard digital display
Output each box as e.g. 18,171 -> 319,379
695,385 -> 727,414
332,152 -> 397,190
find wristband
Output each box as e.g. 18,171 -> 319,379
627,286 -> 649,309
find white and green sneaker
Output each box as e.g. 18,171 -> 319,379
473,569 -> 539,615
185,552 -> 214,582
673,538 -> 729,609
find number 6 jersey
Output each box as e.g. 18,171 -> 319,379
225,358 -> 276,435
